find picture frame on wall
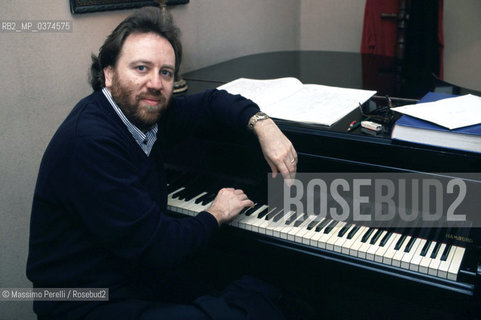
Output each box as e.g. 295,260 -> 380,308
70,0 -> 189,14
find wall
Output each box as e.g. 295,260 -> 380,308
443,0 -> 481,91
175,0 -> 300,73
299,0 -> 365,52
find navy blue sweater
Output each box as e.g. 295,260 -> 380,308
27,89 -> 259,319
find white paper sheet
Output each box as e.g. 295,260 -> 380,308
392,94 -> 481,130
218,78 -> 377,126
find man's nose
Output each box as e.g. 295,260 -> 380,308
147,72 -> 162,90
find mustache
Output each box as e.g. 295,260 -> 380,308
136,89 -> 164,101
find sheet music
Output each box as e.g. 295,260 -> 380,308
392,94 -> 481,130
218,77 -> 376,126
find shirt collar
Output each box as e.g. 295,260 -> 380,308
102,87 -> 158,156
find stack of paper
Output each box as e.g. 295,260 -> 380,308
391,93 -> 481,153
218,77 -> 376,126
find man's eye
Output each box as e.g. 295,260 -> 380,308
161,70 -> 173,78
137,66 -> 146,71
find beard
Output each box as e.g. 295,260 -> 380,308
109,72 -> 171,132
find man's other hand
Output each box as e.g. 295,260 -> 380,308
254,118 -> 297,182
207,188 -> 254,225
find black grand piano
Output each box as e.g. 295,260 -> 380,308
165,51 -> 481,319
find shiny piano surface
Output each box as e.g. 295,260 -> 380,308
166,51 -> 481,318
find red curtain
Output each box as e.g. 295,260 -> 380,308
360,0 -> 400,57
360,0 -> 444,79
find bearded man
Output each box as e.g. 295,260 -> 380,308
27,6 -> 297,320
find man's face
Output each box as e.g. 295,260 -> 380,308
104,32 -> 175,132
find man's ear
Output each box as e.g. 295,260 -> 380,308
104,66 -> 113,88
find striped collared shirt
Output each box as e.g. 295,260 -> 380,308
102,87 -> 158,156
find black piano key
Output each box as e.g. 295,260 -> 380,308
293,215 -> 308,227
245,203 -> 263,216
265,208 -> 281,221
394,234 -> 407,250
307,218 -> 323,230
201,193 -> 217,205
370,229 -> 384,245
347,225 -> 361,239
323,220 -> 339,234
285,213 -> 300,226
257,207 -> 272,219
171,187 -> 186,199
273,210 -> 287,223
361,228 -> 375,243
194,192 -> 208,204
404,237 -> 417,253
430,242 -> 442,259
272,210 -> 286,222
379,232 -> 393,247
175,187 -> 190,201
338,224 -> 353,238
420,240 -> 432,257
239,205 -> 254,216
441,244 -> 452,261
315,219 -> 331,232
176,177 -> 202,200
182,179 -> 204,201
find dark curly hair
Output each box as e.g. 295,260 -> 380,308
89,6 -> 182,91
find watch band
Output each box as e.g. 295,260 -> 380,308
248,112 -> 269,130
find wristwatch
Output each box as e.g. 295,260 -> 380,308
248,112 -> 269,130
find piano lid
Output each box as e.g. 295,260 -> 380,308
182,51 -> 438,100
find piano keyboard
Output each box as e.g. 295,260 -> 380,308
166,185 -> 466,282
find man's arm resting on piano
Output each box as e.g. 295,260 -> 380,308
251,116 -> 298,181
171,90 -> 297,181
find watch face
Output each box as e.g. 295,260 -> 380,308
249,112 -> 269,129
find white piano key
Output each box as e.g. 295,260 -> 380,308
374,232 -> 397,263
333,224 -> 355,253
278,212 -> 305,240
264,210 -> 296,238
392,236 -> 412,267
325,221 -> 348,251
400,238 -> 422,270
248,206 -> 277,232
294,216 -> 323,243
308,219 -> 332,247
273,211 -> 297,238
438,245 -> 457,279
349,227 -> 371,257
342,226 -> 367,255
447,246 -> 465,281
235,205 -> 269,230
382,233 -> 402,265
257,208 -> 283,235
314,221 -> 343,249
358,229 -> 383,260
428,243 -> 447,276
366,230 -> 387,261
180,192 -> 208,215
301,218 -> 326,245
167,187 -> 187,210
419,242 -> 437,274
287,215 -> 317,242
408,239 -> 427,272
